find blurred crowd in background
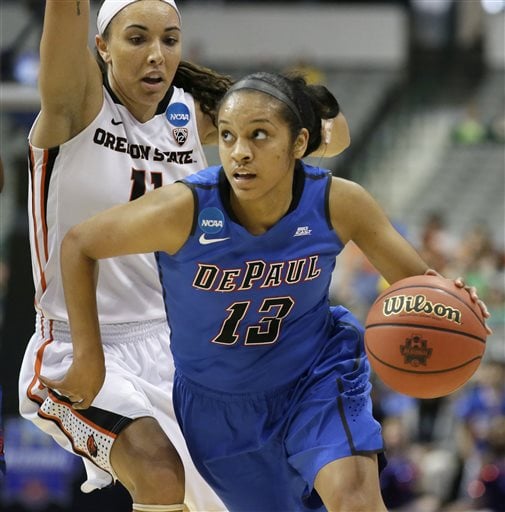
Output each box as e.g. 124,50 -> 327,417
1,0 -> 504,511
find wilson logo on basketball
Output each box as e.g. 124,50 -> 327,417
383,294 -> 462,324
400,335 -> 433,367
87,434 -> 98,458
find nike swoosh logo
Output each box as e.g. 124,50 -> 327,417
111,118 -> 123,125
199,234 -> 230,245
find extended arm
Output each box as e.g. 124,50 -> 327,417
33,1 -> 103,148
39,183 -> 195,407
329,177 -> 428,284
329,177 -> 491,329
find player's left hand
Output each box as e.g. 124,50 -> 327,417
39,354 -> 105,410
424,268 -> 492,335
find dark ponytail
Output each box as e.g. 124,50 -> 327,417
286,74 -> 340,156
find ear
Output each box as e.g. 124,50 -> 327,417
95,35 -> 111,64
293,128 -> 309,159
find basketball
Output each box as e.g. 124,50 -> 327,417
364,274 -> 487,399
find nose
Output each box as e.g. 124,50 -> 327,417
231,137 -> 252,163
148,40 -> 164,65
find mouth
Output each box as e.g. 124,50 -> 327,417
142,76 -> 164,85
233,170 -> 256,181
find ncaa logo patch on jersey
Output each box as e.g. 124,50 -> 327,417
198,207 -> 225,234
172,128 -> 188,146
166,102 -> 190,127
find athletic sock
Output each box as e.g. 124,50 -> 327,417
132,504 -> 187,512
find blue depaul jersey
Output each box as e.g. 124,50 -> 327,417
157,162 -> 346,393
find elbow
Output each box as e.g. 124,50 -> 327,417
61,225 -> 92,264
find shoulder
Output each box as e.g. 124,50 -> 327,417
328,177 -> 378,243
329,176 -> 368,204
301,162 -> 332,178
182,165 -> 222,187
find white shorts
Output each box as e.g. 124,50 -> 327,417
18,314 -> 226,511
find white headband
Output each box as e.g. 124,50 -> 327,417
97,0 -> 180,35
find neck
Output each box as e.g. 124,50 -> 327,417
231,193 -> 293,235
107,72 -> 157,123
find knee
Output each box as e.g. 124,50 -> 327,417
315,455 -> 386,512
135,444 -> 185,494
327,487 -> 377,512
112,419 -> 185,503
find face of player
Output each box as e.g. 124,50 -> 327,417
97,0 -> 181,121
218,91 -> 308,208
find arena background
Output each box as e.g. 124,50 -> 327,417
0,0 -> 504,510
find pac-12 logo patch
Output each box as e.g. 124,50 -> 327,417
199,207 -> 225,234
172,128 -> 188,146
166,102 -> 190,127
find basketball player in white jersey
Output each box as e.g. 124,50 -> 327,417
18,1 -> 350,511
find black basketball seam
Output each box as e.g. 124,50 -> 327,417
376,284 -> 486,328
364,340 -> 482,374
364,322 -> 486,343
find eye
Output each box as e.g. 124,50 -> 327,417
252,129 -> 267,140
129,35 -> 144,45
220,130 -> 234,143
164,36 -> 179,46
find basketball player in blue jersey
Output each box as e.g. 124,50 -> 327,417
42,71 -> 490,511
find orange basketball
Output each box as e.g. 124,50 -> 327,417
364,274 -> 487,399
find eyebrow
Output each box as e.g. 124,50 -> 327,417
219,118 -> 275,126
124,24 -> 181,32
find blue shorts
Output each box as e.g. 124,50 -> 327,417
173,306 -> 384,511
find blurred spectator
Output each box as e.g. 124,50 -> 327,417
329,240 -> 381,321
452,102 -> 486,145
454,361 -> 505,454
284,58 -> 327,85
380,416 -> 424,510
489,113 -> 505,143
417,212 -> 459,271
473,415 -> 505,511
441,362 -> 505,509
449,223 -> 499,297
0,387 -> 5,479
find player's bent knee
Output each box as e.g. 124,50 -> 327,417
315,455 -> 386,511
111,417 -> 185,503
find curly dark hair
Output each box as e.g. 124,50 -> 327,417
172,60 -> 233,126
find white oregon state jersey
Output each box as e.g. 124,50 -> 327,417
28,86 -> 207,323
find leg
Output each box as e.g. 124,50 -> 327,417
314,454 -> 387,512
111,416 -> 185,510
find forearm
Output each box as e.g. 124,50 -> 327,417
61,228 -> 104,364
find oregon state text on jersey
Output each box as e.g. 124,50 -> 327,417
28,86 -> 207,323
92,128 -> 195,163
